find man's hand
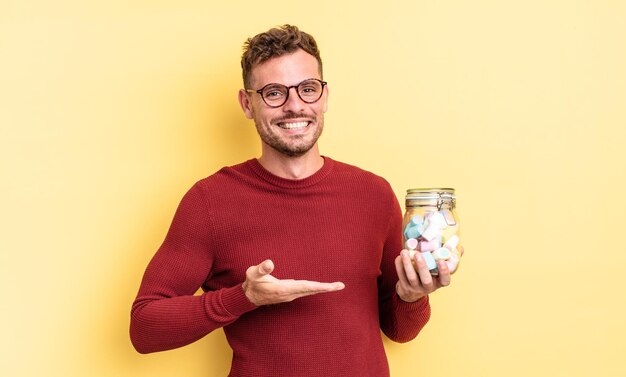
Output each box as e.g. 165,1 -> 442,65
242,260 -> 345,306
395,248 -> 459,303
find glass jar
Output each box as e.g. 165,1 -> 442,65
402,188 -> 461,274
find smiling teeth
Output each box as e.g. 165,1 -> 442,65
279,121 -> 309,129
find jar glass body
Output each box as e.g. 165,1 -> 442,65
402,188 -> 461,274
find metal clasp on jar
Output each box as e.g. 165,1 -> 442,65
437,191 -> 457,226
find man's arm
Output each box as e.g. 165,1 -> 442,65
130,184 -> 345,353
129,184 -> 257,353
377,189 -> 433,343
131,258 -> 344,353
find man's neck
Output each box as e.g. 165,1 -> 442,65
257,146 -> 324,180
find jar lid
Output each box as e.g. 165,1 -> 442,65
406,188 -> 455,200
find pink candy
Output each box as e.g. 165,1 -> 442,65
405,238 -> 419,250
418,238 -> 441,252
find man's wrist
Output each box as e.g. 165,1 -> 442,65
398,292 -> 426,303
396,282 -> 426,303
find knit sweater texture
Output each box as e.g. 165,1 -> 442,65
130,157 -> 431,377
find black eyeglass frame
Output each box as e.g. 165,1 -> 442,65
245,78 -> 328,108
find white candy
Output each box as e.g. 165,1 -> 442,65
421,211 -> 447,241
443,235 -> 459,250
421,224 -> 441,241
428,211 -> 447,229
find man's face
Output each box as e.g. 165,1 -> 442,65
239,49 -> 328,158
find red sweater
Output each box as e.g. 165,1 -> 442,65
130,157 -> 431,377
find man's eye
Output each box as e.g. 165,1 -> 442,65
265,90 -> 284,98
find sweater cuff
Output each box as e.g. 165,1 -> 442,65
220,284 -> 259,317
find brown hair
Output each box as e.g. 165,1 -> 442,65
241,24 -> 323,89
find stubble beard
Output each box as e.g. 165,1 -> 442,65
255,115 -> 324,157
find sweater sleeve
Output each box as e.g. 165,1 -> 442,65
378,187 -> 431,343
130,183 -> 258,354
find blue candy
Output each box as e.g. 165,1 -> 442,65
403,222 -> 424,239
421,251 -> 437,271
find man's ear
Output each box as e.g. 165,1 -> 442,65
322,84 -> 329,113
238,89 -> 254,119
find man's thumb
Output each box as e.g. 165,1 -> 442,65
258,259 -> 274,276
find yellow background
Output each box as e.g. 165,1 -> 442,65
2,1 -> 625,376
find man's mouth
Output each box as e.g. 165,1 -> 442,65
277,121 -> 310,130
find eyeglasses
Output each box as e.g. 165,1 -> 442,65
245,78 -> 327,108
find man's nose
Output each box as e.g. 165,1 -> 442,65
281,87 -> 305,112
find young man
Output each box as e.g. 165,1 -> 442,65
131,25 -> 452,376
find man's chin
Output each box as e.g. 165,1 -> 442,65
258,124 -> 323,158
274,145 -> 314,157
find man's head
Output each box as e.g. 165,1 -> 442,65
238,25 -> 328,159
241,24 -> 323,89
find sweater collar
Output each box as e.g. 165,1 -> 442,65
247,156 -> 334,189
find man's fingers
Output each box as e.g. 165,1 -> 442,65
413,252 -> 434,289
283,279 -> 345,294
266,279 -> 345,303
400,250 -> 419,286
436,260 -> 451,287
321,281 -> 345,294
395,249 -> 454,302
